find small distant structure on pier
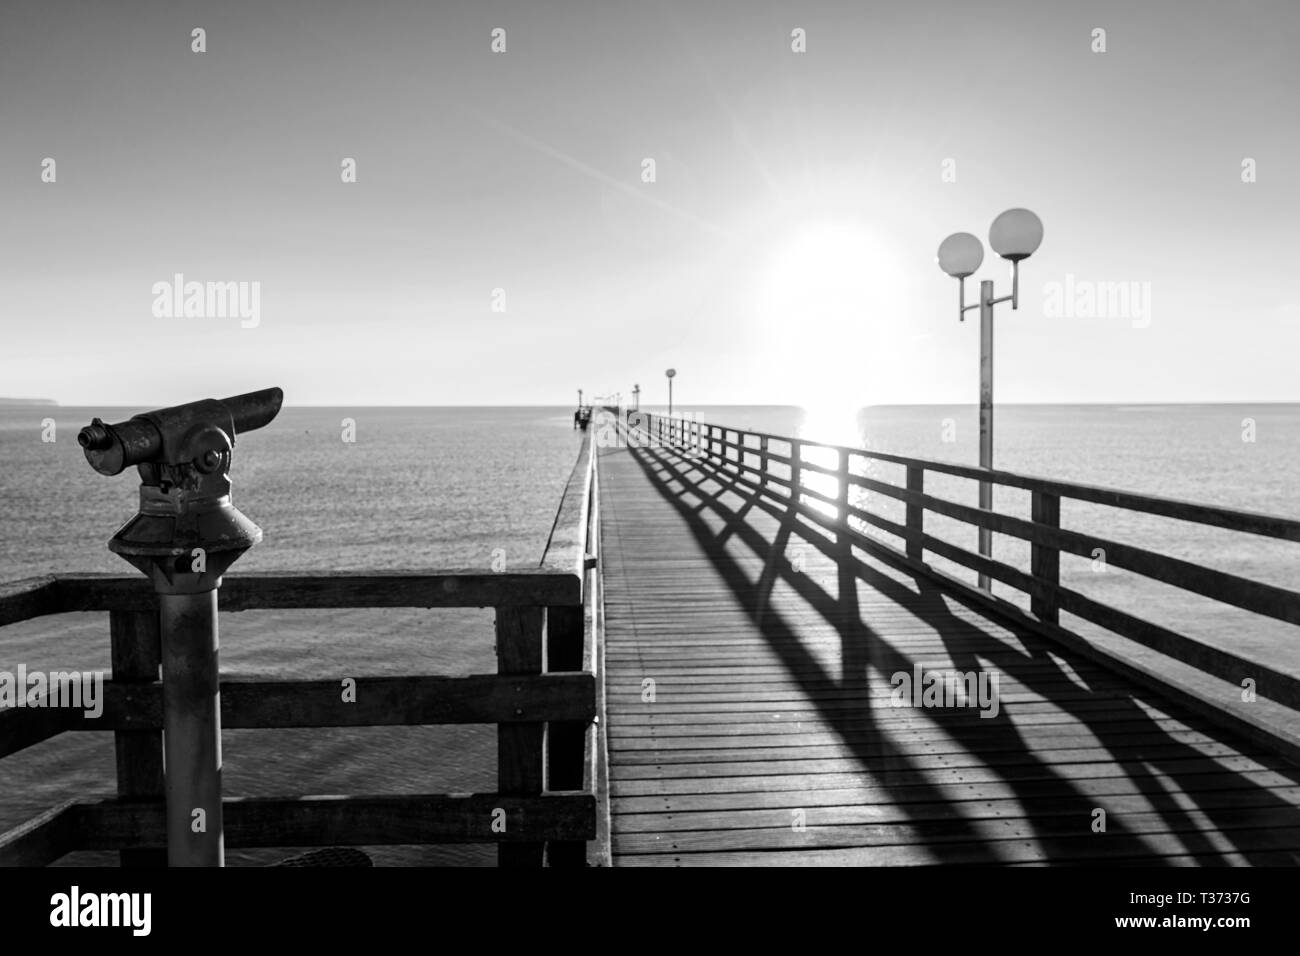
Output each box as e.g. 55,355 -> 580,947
574,388 -> 593,430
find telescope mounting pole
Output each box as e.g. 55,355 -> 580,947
78,388 -> 283,866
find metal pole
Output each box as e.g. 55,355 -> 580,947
159,588 -> 224,866
978,279 -> 994,591
668,378 -> 673,418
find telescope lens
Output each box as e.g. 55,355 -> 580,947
78,421 -> 113,450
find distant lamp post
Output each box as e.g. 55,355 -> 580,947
936,208 -> 1044,591
633,384 -> 641,411
577,389 -> 583,408
665,368 -> 676,417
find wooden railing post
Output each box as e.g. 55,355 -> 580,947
760,435 -> 769,486
837,448 -> 851,531
790,439 -> 802,502
1031,491 -> 1061,625
905,465 -> 924,561
110,608 -> 166,867
496,605 -> 545,867
545,603 -> 586,867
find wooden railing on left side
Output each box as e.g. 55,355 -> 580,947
0,428 -> 607,867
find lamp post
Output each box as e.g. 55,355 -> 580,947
632,384 -> 640,411
665,368 -> 676,417
936,208 -> 1044,592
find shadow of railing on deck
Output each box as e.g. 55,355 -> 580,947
623,439 -> 1300,864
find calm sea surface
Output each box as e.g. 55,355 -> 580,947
1,403 -> 1296,864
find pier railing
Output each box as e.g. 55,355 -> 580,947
0,430 -> 606,867
625,411 -> 1300,755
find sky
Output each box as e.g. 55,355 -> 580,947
1,0 -> 1297,408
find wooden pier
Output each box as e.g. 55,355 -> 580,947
3,409 -> 1300,865
599,416 -> 1300,864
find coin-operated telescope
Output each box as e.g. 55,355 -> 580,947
78,387 -> 283,867
79,387 -> 282,585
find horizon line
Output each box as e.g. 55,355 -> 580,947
15,399 -> 1300,409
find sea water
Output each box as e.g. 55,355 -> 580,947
1,403 -> 1295,864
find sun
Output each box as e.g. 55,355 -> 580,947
755,218 -> 907,423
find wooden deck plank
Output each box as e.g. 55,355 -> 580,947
604,698 -> 1201,725
597,442 -> 1300,866
607,743 -> 1269,781
614,825 -> 1300,867
609,724 -> 1256,749
609,731 -> 1241,763
613,806 -> 1300,855
608,768 -> 1300,810
609,756 -> 1296,798
612,781 -> 1300,824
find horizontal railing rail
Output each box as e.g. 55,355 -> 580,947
641,417 -> 1300,542
623,411 -> 1300,721
0,570 -> 581,626
0,428 -> 605,867
0,793 -> 598,867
